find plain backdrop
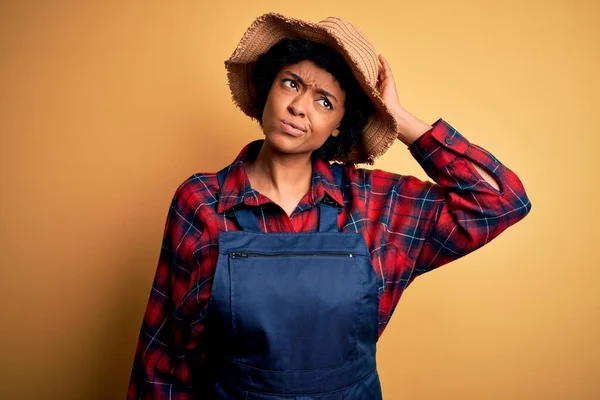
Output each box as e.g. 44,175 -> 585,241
1,1 -> 598,398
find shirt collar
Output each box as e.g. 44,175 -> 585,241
217,139 -> 344,214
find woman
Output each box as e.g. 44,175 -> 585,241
128,13 -> 531,399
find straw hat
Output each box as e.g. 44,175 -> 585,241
224,13 -> 399,164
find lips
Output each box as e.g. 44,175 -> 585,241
280,120 -> 307,137
282,119 -> 306,132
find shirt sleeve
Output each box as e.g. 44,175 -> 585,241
127,178 -> 208,399
406,118 -> 532,282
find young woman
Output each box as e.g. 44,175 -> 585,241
128,13 -> 531,400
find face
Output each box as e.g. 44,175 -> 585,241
260,60 -> 346,158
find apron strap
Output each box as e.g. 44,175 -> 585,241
233,208 -> 262,232
318,203 -> 339,232
317,163 -> 344,233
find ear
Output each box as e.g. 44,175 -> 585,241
331,125 -> 341,137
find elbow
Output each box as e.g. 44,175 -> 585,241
497,170 -> 532,223
512,184 -> 532,222
464,193 -> 532,249
519,195 -> 532,220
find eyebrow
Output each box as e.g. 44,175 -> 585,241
285,71 -> 339,103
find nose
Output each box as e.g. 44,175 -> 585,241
287,92 -> 309,117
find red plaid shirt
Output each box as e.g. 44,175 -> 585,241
127,119 -> 531,399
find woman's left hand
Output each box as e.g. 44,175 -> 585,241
376,54 -> 404,117
376,54 -> 432,145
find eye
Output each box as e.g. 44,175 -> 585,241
282,79 -> 299,90
317,98 -> 333,110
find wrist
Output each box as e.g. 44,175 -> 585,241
392,108 -> 432,146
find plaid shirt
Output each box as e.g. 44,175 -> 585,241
127,119 -> 531,399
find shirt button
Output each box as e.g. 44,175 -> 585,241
445,137 -> 453,145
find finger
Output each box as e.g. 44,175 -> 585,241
378,54 -> 386,73
379,55 -> 397,89
382,56 -> 396,81
378,54 -> 386,68
382,55 -> 392,75
378,61 -> 386,80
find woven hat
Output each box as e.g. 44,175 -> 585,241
224,13 -> 399,164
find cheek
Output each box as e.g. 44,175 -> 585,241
327,112 -> 345,133
309,112 -> 341,137
262,91 -> 283,123
261,96 -> 276,127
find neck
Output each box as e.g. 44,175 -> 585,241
245,141 -> 313,198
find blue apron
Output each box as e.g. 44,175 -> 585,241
202,164 -> 382,399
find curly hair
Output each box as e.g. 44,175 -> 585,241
250,38 -> 375,162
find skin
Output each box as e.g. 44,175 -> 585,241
246,56 -> 500,218
245,60 -> 346,217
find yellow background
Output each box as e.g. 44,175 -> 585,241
1,1 -> 598,398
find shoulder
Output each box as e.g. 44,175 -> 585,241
168,172 -> 220,213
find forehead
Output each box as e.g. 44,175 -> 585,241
279,60 -> 341,88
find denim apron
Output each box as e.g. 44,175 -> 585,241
201,164 -> 382,399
